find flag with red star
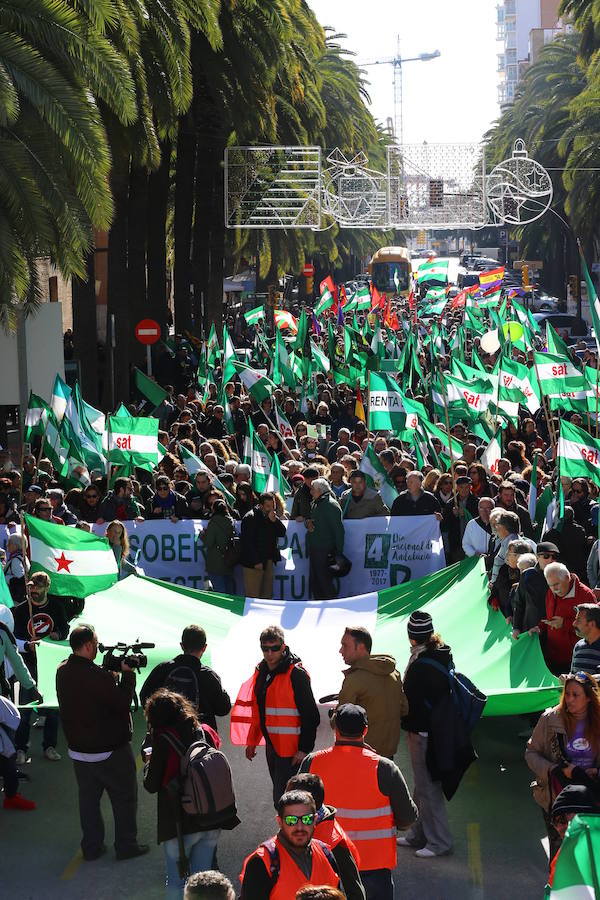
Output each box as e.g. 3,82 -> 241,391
25,514 -> 119,597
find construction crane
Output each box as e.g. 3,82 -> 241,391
360,37 -> 440,146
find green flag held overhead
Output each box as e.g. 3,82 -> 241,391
222,324 -> 237,384
108,416 -> 159,467
580,242 -> 600,352
417,259 -> 449,285
534,352 -> 588,395
368,372 -> 415,432
177,443 -> 236,507
60,443 -> 91,489
244,305 -> 265,326
232,362 -> 277,404
26,514 -> 118,597
558,420 -> 600,482
50,373 -> 71,423
432,373 -> 494,420
359,445 -> 398,508
133,368 -> 168,409
314,285 -> 335,317
251,430 -> 272,494
24,393 -> 51,444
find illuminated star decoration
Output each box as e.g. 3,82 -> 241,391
55,552 -> 74,573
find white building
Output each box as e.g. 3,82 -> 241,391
496,0 -> 565,108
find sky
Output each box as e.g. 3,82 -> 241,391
307,0 -> 500,146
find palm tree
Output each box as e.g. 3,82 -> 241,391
0,0 -> 135,325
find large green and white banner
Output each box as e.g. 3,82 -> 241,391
86,516 -> 445,600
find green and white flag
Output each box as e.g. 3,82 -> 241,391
222,324 -> 237,384
368,372 -> 413,432
265,450 -> 291,497
60,442 -> 91,489
61,390 -> 105,472
26,514 -> 118,597
417,259 -> 449,285
82,399 -> 106,436
580,244 -> 600,352
353,284 -> 371,311
432,373 -> 494,419
232,362 -> 276,404
498,356 -> 540,413
108,416 -> 159,467
480,431 -> 502,476
275,405 -> 294,441
545,814 -> 600,899
314,286 -> 335,317
44,408 -> 69,472
24,393 -> 51,443
244,305 -> 265,326
359,444 -> 398,508
534,352 -> 588,395
251,431 -> 272,494
133,368 -> 168,410
558,420 -> 600,482
50,373 -> 71,423
177,443 -> 235,507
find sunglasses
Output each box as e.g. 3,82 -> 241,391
283,814 -> 314,826
261,644 -> 283,653
86,494 -> 99,500
537,553 -> 553,559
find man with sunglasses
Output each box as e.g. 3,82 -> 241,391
239,790 -> 340,899
232,626 -> 320,805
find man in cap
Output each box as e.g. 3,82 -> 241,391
571,604 -> 600,675
300,704 -> 416,900
447,476 -> 479,563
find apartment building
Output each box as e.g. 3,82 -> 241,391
496,0 -> 566,107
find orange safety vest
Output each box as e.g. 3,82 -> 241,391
240,836 -> 339,899
314,812 -> 361,868
308,744 -> 397,871
230,663 -> 304,757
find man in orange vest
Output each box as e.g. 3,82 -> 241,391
230,625 -> 320,804
239,789 -> 340,899
300,704 -> 417,900
286,773 -> 366,900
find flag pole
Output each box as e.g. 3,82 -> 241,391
595,362 -> 599,439
366,371 -> 371,436
532,356 -> 557,449
18,513 -> 35,644
438,368 -> 458,508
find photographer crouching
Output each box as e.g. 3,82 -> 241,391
56,624 -> 149,862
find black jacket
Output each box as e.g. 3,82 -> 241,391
391,490 -> 441,517
545,516 -> 589,584
402,644 -> 453,734
290,483 -> 313,520
240,505 -> 286,568
139,654 -> 231,730
143,721 -> 239,843
254,650 -> 320,755
56,654 -> 136,753
511,565 -> 548,632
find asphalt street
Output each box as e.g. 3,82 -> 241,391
2,708 -> 550,899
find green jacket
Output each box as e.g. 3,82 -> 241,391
202,514 -> 235,575
306,492 -> 344,554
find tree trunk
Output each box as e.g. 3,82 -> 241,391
105,164 -> 131,409
192,137 -> 212,337
173,114 -> 196,334
128,165 -> 149,369
147,140 -> 171,335
206,147 -> 225,333
71,250 -> 99,405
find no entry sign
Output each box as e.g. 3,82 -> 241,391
135,319 -> 161,345
303,263 -> 314,277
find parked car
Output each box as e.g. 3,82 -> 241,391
532,312 -> 588,338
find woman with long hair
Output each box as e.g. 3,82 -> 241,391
143,689 -> 239,897
526,672 -> 600,860
105,520 -> 135,579
233,482 -> 257,519
468,463 -> 494,499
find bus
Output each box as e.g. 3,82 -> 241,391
369,246 -> 411,296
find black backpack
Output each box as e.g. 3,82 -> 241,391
164,663 -> 200,709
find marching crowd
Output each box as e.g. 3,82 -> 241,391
2,293 -> 600,897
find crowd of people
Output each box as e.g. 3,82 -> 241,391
3,288 -> 600,896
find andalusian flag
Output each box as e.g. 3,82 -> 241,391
368,372 -> 411,432
432,373 -> 494,419
314,287 -> 335,317
534,352 -> 588,395
108,416 -> 159,467
61,390 -> 105,472
558,420 -> 600,482
359,444 -> 397,508
50,374 -> 71,423
275,405 -> 294,441
177,443 -> 235,507
251,431 -> 272,494
481,431 -> 501,476
353,284 -> 371,311
545,815 -> 600,899
417,259 -> 449,285
232,362 -> 277,404
222,324 -> 237,383
24,393 -> 51,443
60,443 -> 91,489
498,356 -> 540,413
580,243 -> 600,352
26,514 -> 118,597
244,305 -> 265,326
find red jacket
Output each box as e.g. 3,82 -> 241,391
541,576 -> 597,667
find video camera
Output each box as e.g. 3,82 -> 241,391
98,640 -> 155,673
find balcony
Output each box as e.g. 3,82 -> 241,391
504,0 -> 516,17
497,53 -> 505,72
497,23 -> 505,40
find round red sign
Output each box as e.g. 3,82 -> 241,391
135,319 -> 161,345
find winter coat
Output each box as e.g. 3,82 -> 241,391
525,706 -> 600,812
511,565 -> 548,633
402,643 -> 454,734
202,514 -> 236,575
98,490 -> 143,522
240,506 -> 286,568
147,490 -> 188,521
337,654 -> 408,758
340,487 -> 390,520
391,490 -> 440,517
290,483 -> 313,520
545,516 -> 590,584
540,576 -> 597,668
306,492 -> 345,555
587,540 -> 600,589
462,516 -> 493,557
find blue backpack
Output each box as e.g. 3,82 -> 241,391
416,658 -> 487,734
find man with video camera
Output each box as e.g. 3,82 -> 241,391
56,624 -> 149,862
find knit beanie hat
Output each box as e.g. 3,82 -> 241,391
552,784 -> 599,818
407,610 -> 434,640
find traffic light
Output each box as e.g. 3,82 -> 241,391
305,276 -> 314,297
568,275 -> 578,300
267,284 -> 277,307
522,264 -> 529,289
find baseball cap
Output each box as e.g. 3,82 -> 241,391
334,703 -> 368,736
